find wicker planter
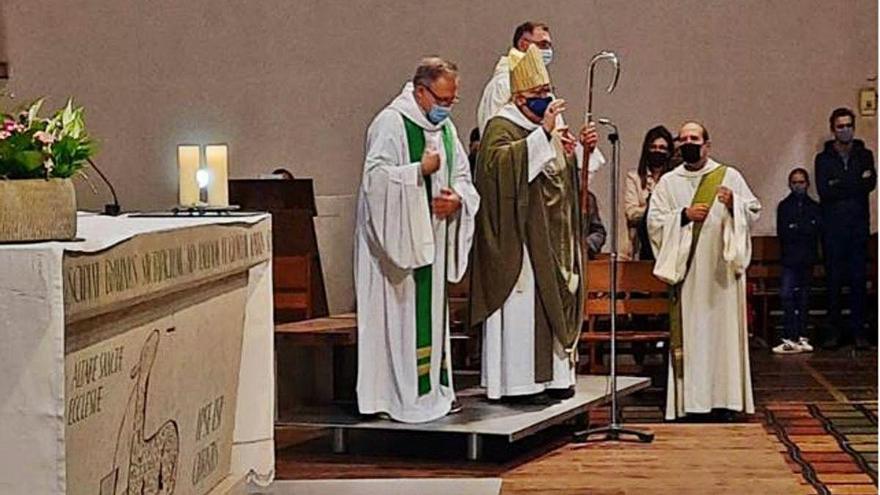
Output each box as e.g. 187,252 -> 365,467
0,178 -> 77,242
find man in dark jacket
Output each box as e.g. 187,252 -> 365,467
774,168 -> 821,354
814,107 -> 876,349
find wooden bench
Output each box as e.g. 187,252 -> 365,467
274,313 -> 358,413
580,260 -> 670,374
747,234 -> 877,344
274,313 -> 357,345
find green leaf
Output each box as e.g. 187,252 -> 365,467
26,98 -> 45,124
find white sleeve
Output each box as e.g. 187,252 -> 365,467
525,128 -> 555,182
648,180 -> 692,285
446,135 -> 481,282
721,170 -> 761,275
362,113 -> 435,271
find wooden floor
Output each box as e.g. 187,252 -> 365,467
500,424 -> 801,495
275,424 -> 802,494
275,345 -> 877,493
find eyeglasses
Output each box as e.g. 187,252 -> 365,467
420,84 -> 459,107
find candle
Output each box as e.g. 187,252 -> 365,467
177,145 -> 200,206
205,144 -> 229,207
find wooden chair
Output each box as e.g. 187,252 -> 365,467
580,260 -> 670,373
746,236 -> 782,344
273,255 -> 313,321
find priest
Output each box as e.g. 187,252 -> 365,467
476,21 -> 605,178
648,121 -> 760,420
354,57 -> 480,423
470,45 -> 595,403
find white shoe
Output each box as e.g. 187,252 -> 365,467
797,337 -> 814,353
772,339 -> 803,354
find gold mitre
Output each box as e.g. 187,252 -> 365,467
510,44 -> 550,93
507,47 -> 525,67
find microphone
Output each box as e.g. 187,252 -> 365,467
86,157 -> 122,216
597,118 -> 619,143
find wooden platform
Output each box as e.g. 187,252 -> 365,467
275,424 -> 803,495
278,375 -> 649,460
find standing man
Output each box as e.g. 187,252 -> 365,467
354,57 -> 480,423
774,168 -> 820,354
814,107 -> 876,349
476,21 -> 605,177
470,46 -> 598,404
648,121 -> 761,421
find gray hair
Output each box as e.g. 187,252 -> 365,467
412,57 -> 458,88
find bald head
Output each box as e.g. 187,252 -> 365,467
678,121 -> 710,143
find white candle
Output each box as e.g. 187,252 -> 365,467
177,145 -> 200,206
205,144 -> 229,207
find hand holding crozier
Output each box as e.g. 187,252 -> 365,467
579,122 -> 599,153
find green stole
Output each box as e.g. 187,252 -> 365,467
669,164 -> 727,382
402,116 -> 453,396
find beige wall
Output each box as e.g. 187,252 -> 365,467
1,0 -> 876,312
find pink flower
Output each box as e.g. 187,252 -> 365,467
0,131 -> 9,140
3,120 -> 15,132
34,131 -> 55,144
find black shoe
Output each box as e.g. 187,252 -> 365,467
715,409 -> 739,423
546,387 -> 576,400
449,400 -> 463,414
501,392 -> 559,406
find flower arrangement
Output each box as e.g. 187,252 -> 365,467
0,98 -> 94,180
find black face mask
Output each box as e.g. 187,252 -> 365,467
647,151 -> 668,168
679,143 -> 702,164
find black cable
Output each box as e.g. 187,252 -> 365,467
86,157 -> 121,215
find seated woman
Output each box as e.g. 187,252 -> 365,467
584,191 -> 606,259
623,126 -> 675,260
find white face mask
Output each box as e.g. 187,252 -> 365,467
541,48 -> 554,66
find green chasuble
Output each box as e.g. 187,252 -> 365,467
401,116 -> 453,396
669,164 -> 727,381
468,116 -> 584,382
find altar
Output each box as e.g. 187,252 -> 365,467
0,212 -> 275,494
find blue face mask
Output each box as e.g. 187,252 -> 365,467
541,48 -> 554,66
525,96 -> 553,118
791,184 -> 807,196
426,104 -> 451,125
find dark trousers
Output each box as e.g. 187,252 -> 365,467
825,232 -> 867,340
780,265 -> 811,341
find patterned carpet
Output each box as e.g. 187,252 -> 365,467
764,403 -> 877,494
609,345 -> 878,494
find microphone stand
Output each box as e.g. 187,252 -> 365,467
573,118 -> 653,444
86,158 -> 121,216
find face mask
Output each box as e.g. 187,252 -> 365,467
525,96 -> 553,118
835,127 -> 854,144
647,151 -> 668,168
679,143 -> 702,164
541,48 -> 554,66
791,184 -> 807,196
426,104 -> 451,125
